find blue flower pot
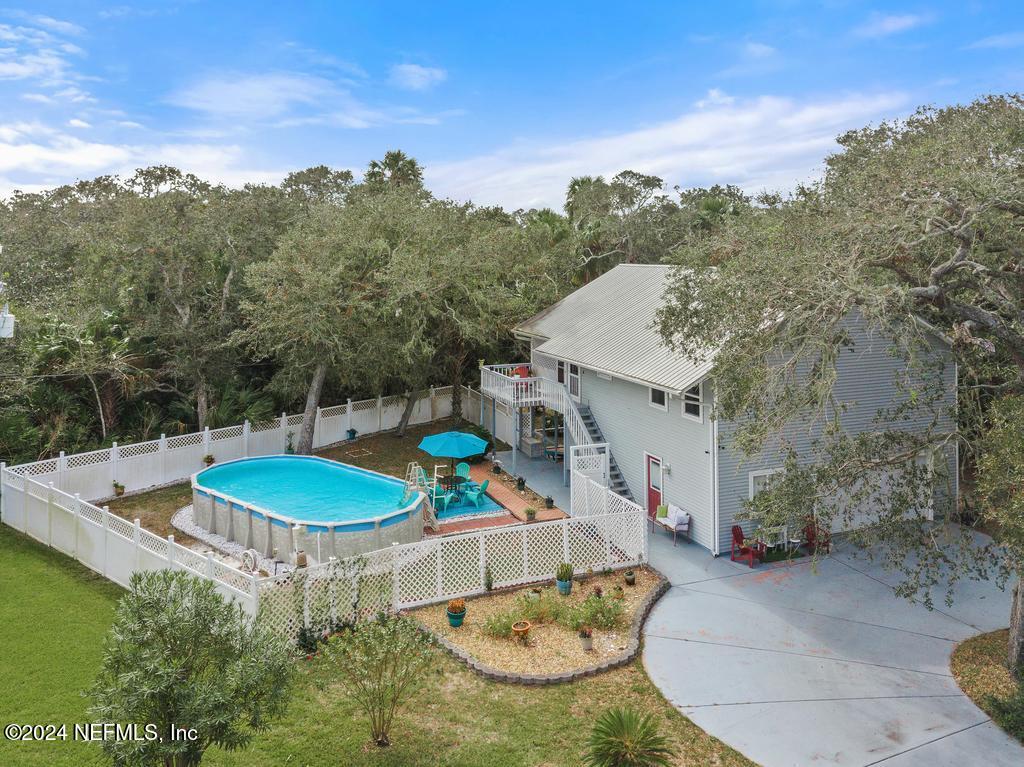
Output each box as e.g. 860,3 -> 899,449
556,579 -> 572,596
446,610 -> 465,628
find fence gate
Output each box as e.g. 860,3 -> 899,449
569,443 -> 610,487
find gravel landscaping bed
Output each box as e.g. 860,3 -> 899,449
412,566 -> 667,682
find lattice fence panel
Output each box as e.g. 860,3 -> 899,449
439,536 -> 482,595
482,527 -> 525,585
211,425 -> 243,440
321,404 -> 347,418
67,450 -> 111,468
526,524 -> 564,579
396,544 -> 439,605
167,433 -> 203,450
567,518 -> 608,569
119,440 -> 157,458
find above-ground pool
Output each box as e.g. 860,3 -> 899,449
191,455 -> 425,564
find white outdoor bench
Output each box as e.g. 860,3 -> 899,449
652,504 -> 691,546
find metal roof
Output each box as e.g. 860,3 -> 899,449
515,264 -> 715,393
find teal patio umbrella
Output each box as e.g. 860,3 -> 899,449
418,431 -> 488,472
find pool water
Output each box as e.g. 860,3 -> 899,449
196,456 -> 408,523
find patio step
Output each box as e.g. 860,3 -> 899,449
577,406 -> 635,503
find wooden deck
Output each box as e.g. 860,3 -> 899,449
427,461 -> 568,536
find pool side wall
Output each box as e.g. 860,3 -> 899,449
191,461 -> 425,565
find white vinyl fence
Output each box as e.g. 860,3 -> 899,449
2,386 -> 459,502
257,473 -> 648,640
0,469 -> 260,612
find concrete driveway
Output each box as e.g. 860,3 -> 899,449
643,530 -> 1024,766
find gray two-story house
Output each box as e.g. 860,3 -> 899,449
480,263 -> 957,557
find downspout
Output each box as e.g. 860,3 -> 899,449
711,416 -> 720,556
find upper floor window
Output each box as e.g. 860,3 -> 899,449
557,360 -> 565,384
649,387 -> 668,411
682,383 -> 702,422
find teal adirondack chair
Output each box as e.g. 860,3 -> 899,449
431,485 -> 455,512
455,462 -> 472,479
463,479 -> 489,508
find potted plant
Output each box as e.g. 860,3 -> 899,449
112,480 -> 125,497
525,507 -> 537,522
526,586 -> 542,601
578,625 -> 594,651
555,563 -> 573,595
512,620 -> 531,642
612,585 -> 625,600
346,427 -> 358,441
203,454 -> 215,466
544,495 -> 554,509
446,598 -> 466,628
624,569 -> 636,586
516,476 -> 526,491
491,463 -> 502,475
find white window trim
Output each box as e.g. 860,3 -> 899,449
748,468 -> 784,499
681,382 -> 703,423
648,387 -> 668,411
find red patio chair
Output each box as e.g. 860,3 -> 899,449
730,525 -> 765,568
802,521 -> 832,554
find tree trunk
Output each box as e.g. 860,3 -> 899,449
396,390 -> 421,437
196,379 -> 209,430
296,362 -> 328,455
451,368 -> 463,421
86,374 -> 107,440
1010,579 -> 1024,674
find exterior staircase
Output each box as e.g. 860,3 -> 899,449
577,405 -> 635,502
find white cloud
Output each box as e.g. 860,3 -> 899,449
0,120 -> 288,197
854,13 -> 930,38
6,13 -> 85,36
389,63 -> 447,91
696,88 -> 734,108
743,42 -> 776,58
965,31 -> 1024,49
426,92 -> 908,210
67,118 -> 90,128
168,72 -> 332,119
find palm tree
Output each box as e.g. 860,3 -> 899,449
364,150 -> 424,189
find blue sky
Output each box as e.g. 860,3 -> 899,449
1,1 -> 1021,208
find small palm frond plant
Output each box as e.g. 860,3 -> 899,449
556,563 -> 573,582
584,707 -> 676,767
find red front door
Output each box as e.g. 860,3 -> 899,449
646,455 -> 662,518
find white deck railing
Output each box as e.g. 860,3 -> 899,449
480,364 -> 593,450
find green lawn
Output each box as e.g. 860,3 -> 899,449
0,523 -> 754,767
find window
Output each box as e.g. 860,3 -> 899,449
649,387 -> 668,411
682,383 -> 702,421
556,360 -> 565,384
749,469 -> 783,499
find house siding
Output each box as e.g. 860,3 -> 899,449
580,370 -> 717,553
715,316 -> 958,554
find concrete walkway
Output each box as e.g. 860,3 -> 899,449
642,530 -> 1024,766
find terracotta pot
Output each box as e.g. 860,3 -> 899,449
512,620 -> 531,641
114,486 -> 125,497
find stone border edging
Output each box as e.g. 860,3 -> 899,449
419,571 -> 671,685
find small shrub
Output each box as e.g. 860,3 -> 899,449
514,591 -> 564,625
556,563 -> 574,582
483,564 -> 493,592
324,615 -> 432,747
447,598 -> 466,615
584,707 -> 676,767
525,506 -> 537,520
568,595 -> 625,631
593,585 -> 604,598
578,625 -> 593,639
296,626 -> 321,654
482,609 -> 518,638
